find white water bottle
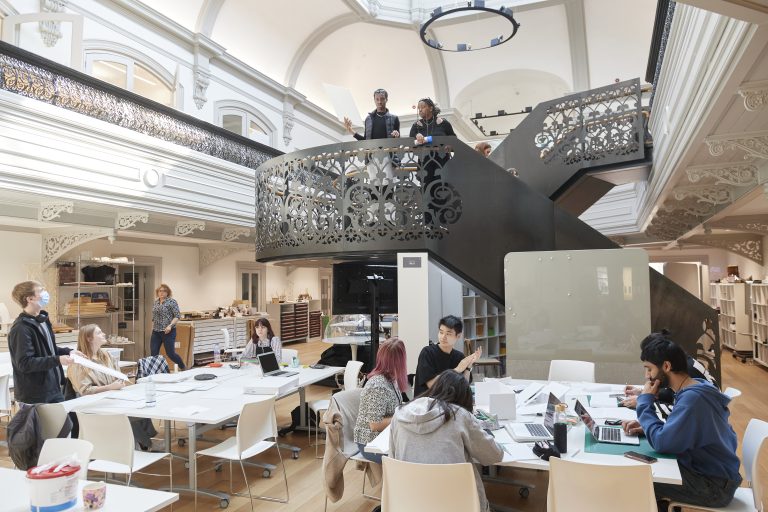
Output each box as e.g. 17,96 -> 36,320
145,375 -> 156,407
213,342 -> 221,363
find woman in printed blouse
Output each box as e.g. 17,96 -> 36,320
241,317 -> 282,362
353,337 -> 409,464
68,324 -> 157,450
150,283 -> 185,369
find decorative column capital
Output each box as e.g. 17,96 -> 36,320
116,212 -> 149,230
706,131 -> 768,160
192,65 -> 211,110
221,228 -> 251,242
38,200 -> 73,221
738,80 -> 768,112
39,0 -> 67,47
684,234 -> 763,265
175,220 -> 205,237
685,163 -> 757,186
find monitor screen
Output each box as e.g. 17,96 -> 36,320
332,262 -> 398,314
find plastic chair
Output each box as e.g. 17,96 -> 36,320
76,412 -> 172,487
667,418 -> 768,512
194,396 -> 288,510
38,438 -> 93,480
309,360 -> 364,458
547,457 -> 655,511
37,403 -> 69,440
0,374 -> 11,422
724,387 -> 743,401
548,360 -> 596,383
381,457 -> 481,512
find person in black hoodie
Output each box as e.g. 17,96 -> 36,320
8,280 -> 82,404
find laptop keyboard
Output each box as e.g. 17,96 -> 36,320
600,427 -> 621,442
525,424 -> 551,437
271,370 -> 291,376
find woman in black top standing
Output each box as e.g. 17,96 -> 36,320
409,98 -> 456,185
150,283 -> 185,369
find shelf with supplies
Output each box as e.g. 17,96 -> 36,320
751,283 -> 768,368
711,282 -> 751,359
462,287 -> 505,374
266,300 -> 321,344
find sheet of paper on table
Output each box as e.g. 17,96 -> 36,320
71,354 -> 128,381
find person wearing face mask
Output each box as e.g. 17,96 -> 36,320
621,336 -> 741,511
8,280 -> 83,404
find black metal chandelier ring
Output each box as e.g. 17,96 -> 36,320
420,2 -> 521,52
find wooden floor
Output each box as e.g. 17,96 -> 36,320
2,342 -> 767,511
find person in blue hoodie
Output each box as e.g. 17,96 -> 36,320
622,336 -> 741,511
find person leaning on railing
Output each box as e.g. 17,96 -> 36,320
410,98 -> 456,185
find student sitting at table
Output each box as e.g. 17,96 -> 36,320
241,318 -> 282,363
390,370 -> 504,512
68,324 -> 158,451
353,337 -> 409,464
413,315 -> 481,397
621,336 -> 741,511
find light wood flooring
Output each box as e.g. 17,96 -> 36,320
2,341 -> 767,511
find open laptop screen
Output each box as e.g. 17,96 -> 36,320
574,400 -> 598,435
543,393 -> 561,430
258,351 -> 281,374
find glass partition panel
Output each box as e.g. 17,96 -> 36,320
504,248 -> 650,384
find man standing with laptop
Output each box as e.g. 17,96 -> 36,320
622,336 -> 741,511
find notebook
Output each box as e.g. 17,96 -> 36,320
257,352 -> 298,377
575,399 -> 640,445
505,393 -> 561,441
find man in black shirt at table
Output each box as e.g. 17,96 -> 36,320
414,315 -> 482,397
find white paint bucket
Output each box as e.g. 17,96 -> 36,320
26,463 -> 80,512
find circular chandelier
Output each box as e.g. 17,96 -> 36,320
420,1 -> 521,52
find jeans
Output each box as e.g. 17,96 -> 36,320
654,464 -> 742,511
356,442 -> 383,465
150,328 -> 185,369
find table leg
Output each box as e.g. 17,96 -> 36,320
351,344 -> 358,361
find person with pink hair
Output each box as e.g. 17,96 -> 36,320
353,337 -> 409,464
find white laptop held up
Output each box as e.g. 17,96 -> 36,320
575,399 -> 640,445
505,393 -> 561,442
257,352 -> 298,377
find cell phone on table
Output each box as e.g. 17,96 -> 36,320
310,363 -> 327,369
604,419 -> 623,426
624,451 -> 657,464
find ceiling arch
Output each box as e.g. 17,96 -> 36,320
195,0 -> 225,36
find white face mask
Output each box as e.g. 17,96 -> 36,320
39,290 -> 50,307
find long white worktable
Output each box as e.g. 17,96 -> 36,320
366,379 -> 682,486
63,364 -> 343,506
0,467 -> 178,511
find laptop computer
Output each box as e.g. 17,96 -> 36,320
257,352 -> 298,377
505,393 -> 561,441
575,399 -> 640,445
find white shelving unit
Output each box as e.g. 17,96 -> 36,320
750,283 -> 768,368
712,282 -> 751,357
462,287 -> 506,373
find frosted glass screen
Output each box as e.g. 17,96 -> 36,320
504,249 -> 651,383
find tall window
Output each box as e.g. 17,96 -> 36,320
216,101 -> 276,147
85,52 -> 174,107
237,262 -> 265,311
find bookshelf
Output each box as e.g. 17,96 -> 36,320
711,282 -> 751,358
462,287 -> 506,374
750,284 -> 768,368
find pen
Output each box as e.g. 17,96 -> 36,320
569,448 -> 581,458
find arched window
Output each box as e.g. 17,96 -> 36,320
84,45 -> 175,107
215,100 -> 276,147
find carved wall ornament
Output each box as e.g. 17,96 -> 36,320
42,227 -> 114,268
221,228 -> 251,242
738,80 -> 768,112
283,111 -> 295,147
38,200 -> 73,221
116,212 -> 149,230
39,0 -> 67,47
684,234 -> 763,265
192,65 -> 210,110
199,245 -> 243,272
662,199 -> 718,217
709,215 -> 768,234
142,168 -> 161,188
706,131 -> 768,160
685,163 -> 757,186
175,220 -> 205,237
672,185 -> 733,205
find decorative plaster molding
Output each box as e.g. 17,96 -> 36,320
175,220 -> 205,237
39,0 -> 67,47
199,245 -> 242,272
283,101 -> 295,147
192,64 -> 210,110
42,228 -> 113,268
221,227 -> 250,242
706,131 -> 768,160
709,215 -> 768,234
662,199 -> 718,217
38,200 -> 73,221
672,184 -> 733,205
116,211 -> 149,230
738,80 -> 768,111
684,234 -> 763,265
685,163 -> 757,186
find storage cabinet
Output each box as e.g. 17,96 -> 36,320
711,282 -> 751,356
266,300 -> 321,344
750,284 -> 768,368
462,287 -> 506,374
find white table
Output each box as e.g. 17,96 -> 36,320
0,467 -> 178,511
322,335 -> 386,361
65,364 -> 343,506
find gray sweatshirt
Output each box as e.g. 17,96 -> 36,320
389,397 -> 504,512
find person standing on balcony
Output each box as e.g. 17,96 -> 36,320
150,283 -> 185,370
344,88 -> 401,183
410,97 -> 456,185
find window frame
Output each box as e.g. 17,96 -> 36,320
215,100 -> 277,147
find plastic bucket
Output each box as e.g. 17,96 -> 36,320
104,347 -> 122,364
26,463 -> 80,511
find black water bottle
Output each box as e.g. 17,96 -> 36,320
553,404 -> 568,454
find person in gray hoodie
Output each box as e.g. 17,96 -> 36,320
389,370 -> 504,512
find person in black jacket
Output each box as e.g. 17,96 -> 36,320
409,97 -> 456,186
8,280 -> 81,404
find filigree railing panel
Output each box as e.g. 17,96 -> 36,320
255,141 -> 463,255
0,42 -> 279,169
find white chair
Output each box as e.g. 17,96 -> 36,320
547,457 -> 655,512
309,360 -> 364,458
38,438 -> 93,480
76,412 -> 172,487
667,418 -> 768,512
194,396 -> 288,510
548,359 -> 595,382
37,403 -> 69,440
280,348 -> 298,365
381,457 -> 481,512
0,374 -> 11,422
724,387 -> 743,401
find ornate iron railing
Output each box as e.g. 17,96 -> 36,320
0,41 -> 280,169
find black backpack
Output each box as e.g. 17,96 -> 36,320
8,404 -> 72,470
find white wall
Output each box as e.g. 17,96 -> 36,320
264,264 -> 321,302
645,243 -> 767,283
0,230 -> 43,318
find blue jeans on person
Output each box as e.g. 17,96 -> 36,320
150,328 -> 185,369
356,442 -> 383,465
654,464 -> 742,511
